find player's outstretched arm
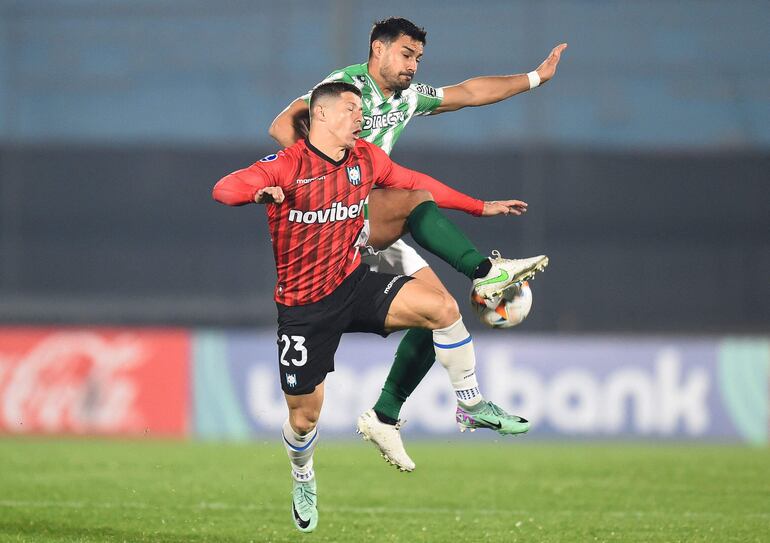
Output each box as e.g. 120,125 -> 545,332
369,142 -> 529,217
433,43 -> 567,114
376,159 -> 482,216
268,98 -> 310,147
376,152 -> 528,217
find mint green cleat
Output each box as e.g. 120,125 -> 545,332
291,478 -> 318,533
456,401 -> 530,435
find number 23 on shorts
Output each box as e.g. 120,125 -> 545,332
279,334 -> 308,367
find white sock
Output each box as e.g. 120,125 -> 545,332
282,419 -> 317,482
432,318 -> 484,406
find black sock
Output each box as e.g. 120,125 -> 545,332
374,409 -> 398,426
472,259 -> 492,279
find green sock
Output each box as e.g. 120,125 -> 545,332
407,201 -> 486,279
373,327 -> 436,422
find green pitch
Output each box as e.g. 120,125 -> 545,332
0,439 -> 767,542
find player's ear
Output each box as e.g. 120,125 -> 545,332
312,104 -> 325,122
371,39 -> 384,59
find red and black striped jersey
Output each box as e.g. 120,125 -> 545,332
213,138 -> 482,306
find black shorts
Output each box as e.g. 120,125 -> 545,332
276,264 -> 412,395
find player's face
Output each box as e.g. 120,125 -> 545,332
327,92 -> 363,148
377,34 -> 424,92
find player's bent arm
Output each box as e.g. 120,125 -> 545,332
213,168 -> 271,206
268,98 -> 310,147
432,43 -> 568,114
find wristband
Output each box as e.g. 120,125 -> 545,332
527,70 -> 541,90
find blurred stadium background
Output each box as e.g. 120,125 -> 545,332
0,1 -> 768,541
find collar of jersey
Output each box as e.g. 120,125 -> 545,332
304,138 -> 350,167
363,63 -> 401,101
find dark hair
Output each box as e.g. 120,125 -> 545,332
309,81 -> 362,111
369,17 -> 427,57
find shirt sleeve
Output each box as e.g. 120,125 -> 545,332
369,143 -> 483,216
411,83 -> 444,116
212,152 -> 289,206
301,69 -> 356,104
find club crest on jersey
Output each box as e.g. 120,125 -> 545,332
286,374 -> 297,388
346,165 -> 361,186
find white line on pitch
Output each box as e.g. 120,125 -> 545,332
0,500 -> 768,520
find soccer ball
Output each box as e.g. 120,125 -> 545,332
470,281 -> 533,328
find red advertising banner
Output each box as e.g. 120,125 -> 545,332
0,328 -> 189,436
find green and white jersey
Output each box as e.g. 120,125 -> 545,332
303,62 -> 443,155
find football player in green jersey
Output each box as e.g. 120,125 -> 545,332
270,17 -> 567,472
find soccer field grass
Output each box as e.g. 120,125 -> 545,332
0,439 -> 767,542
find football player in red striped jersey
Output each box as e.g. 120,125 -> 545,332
214,82 -> 533,533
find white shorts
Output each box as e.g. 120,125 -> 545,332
362,239 -> 429,277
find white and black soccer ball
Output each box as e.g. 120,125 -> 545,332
470,281 -> 533,329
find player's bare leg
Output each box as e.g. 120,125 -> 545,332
285,382 -> 324,436
283,383 -> 324,533
366,188 -> 432,250
384,278 -> 457,331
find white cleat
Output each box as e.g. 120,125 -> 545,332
356,409 -> 415,472
472,250 -> 549,300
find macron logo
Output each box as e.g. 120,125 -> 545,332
288,198 -> 366,225
295,175 -> 325,185
383,275 -> 404,295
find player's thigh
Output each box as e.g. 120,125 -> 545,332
367,188 -> 433,251
363,239 -> 429,276
384,278 -> 459,331
411,266 -> 451,297
276,303 -> 345,397
346,268 -> 414,336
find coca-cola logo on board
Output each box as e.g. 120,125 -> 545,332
0,332 -> 145,433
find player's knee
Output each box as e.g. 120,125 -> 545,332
432,293 -> 461,329
408,189 -> 434,210
289,408 -> 319,435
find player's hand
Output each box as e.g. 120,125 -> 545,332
255,187 -> 285,204
481,199 -> 528,216
535,43 -> 568,84
292,109 -> 310,139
